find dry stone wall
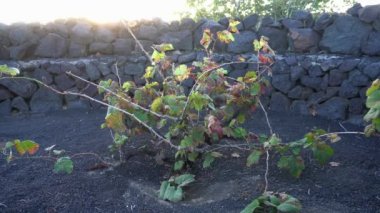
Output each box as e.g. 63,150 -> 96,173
0,3 -> 380,125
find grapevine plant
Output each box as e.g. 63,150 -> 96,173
1,19 -> 379,212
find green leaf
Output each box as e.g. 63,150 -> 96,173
98,79 -> 112,94
277,203 -> 301,213
151,50 -> 165,63
105,109 -> 126,132
366,90 -> 380,109
114,133 -> 128,146
246,150 -> 262,167
277,155 -> 305,178
143,66 -> 155,79
217,30 -> 235,44
5,141 -> 14,149
189,92 -> 209,111
154,43 -> 174,52
241,199 -> 260,213
203,153 -> 215,168
133,110 -> 149,123
159,181 -> 169,199
174,64 -> 190,82
250,82 -> 261,96
180,136 -> 193,148
366,79 -> 380,97
14,140 -> 39,156
268,134 -> 280,146
53,157 -> 73,174
312,143 -> 334,165
233,127 -> 247,139
187,152 -> 199,162
122,81 -> 135,92
253,39 -> 262,51
174,160 -> 184,171
174,174 -> 195,187
364,108 -> 380,122
0,65 -> 20,76
151,97 -> 163,112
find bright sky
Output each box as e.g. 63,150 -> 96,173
0,0 -> 378,24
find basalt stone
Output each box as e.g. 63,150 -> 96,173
85,61 -> 101,81
258,27 -> 288,53
362,31 -> 380,56
320,58 -> 343,71
328,70 -> 347,86
281,19 -> 303,29
308,65 -> 323,77
70,22 -> 94,44
261,16 -> 274,27
36,33 -> 68,58
9,42 -> 36,60
124,63 -> 144,75
289,28 -> 320,53
284,55 -> 298,66
338,59 -> 360,72
316,97 -> 348,120
358,4 -> 380,23
228,69 -> 247,79
347,3 -> 362,17
31,68 -> 53,85
60,62 -> 80,73
18,61 -> 38,71
314,13 -> 334,31
231,55 -> 248,69
169,20 -> 180,32
0,46 -> 10,59
291,10 -> 314,28
325,87 -> 340,99
0,78 -> 37,98
339,80 -> 359,98
290,100 -> 309,115
301,76 -> 322,90
178,52 -> 197,64
308,91 -> 326,104
227,31 -> 257,53
290,66 -> 305,81
46,62 -> 61,74
134,40 -> 154,53
349,70 -> 370,86
97,62 -> 111,76
271,74 -> 294,93
44,21 -> 69,38
243,14 -> 259,30
30,87 -> 62,112
89,42 -> 113,55
11,97 -> 29,112
320,16 -> 372,55
54,73 -> 76,91
94,28 -> 115,43
158,30 -> 193,51
270,92 -> 290,111
0,99 -> 11,115
137,25 -> 159,41
218,18 -> 244,30
113,39 -> 134,55
349,98 -> 364,114
321,74 -> 329,91
80,84 -> 98,97
9,24 -> 36,45
68,42 -> 87,58
300,57 -> 313,70
288,86 -> 313,99
363,62 -> 380,80
0,87 -> 13,101
272,60 -> 290,74
180,18 -> 196,30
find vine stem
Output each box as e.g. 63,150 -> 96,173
258,99 -> 273,193
318,131 -> 365,138
66,72 -> 178,121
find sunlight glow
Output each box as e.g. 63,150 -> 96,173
0,0 -> 378,24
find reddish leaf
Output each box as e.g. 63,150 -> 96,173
207,116 -> 223,139
14,140 -> 39,156
200,29 -> 212,49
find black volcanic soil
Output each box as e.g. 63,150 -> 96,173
1,109 -> 379,213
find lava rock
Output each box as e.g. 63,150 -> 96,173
44,21 -> 69,38
314,13 -> 334,31
68,41 -> 87,58
349,70 -> 370,86
97,62 -> 111,76
362,62 -> 380,80
30,87 -> 62,112
178,52 -> 197,64
272,60 -> 290,74
35,33 -> 67,58
328,70 -> 347,86
301,76 -> 322,90
258,27 -> 288,53
347,3 -> 362,17
0,78 -> 37,98
94,28 -> 115,43
288,85 -> 313,99
89,42 -> 113,55
338,59 -> 360,72
31,68 -> 53,85
85,61 -> 101,81
0,88 -> 13,101
54,73 -> 76,91
123,63 -> 145,75
180,18 -> 196,30
9,42 -> 36,60
70,22 -> 94,44
194,20 -> 225,49
290,100 -> 309,115
320,16 -> 372,55
8,24 -> 36,45
227,31 -> 257,53
0,99 -> 11,115
362,31 -> 380,56
317,97 -> 348,120
290,66 -> 305,81
271,74 -> 294,93
158,30 -> 193,51
281,19 -> 303,29
261,16 -> 274,27
358,4 -> 380,23
243,14 -> 259,30
270,92 -> 290,111
137,25 -> 159,41
339,80 -> 359,98
113,39 -> 134,55
11,97 -> 29,112
289,28 -> 320,53
291,10 -> 314,28
349,98 -> 364,114
308,65 -> 323,77
134,40 -> 154,53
